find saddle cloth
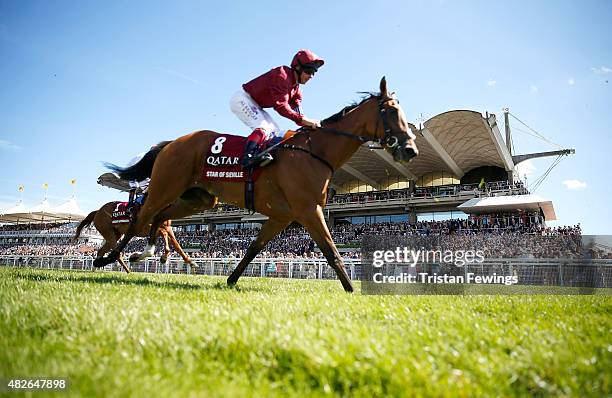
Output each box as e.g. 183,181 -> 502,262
111,202 -> 130,224
201,134 -> 265,182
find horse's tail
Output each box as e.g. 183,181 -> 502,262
104,141 -> 173,181
73,210 -> 96,241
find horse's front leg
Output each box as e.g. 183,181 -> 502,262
227,218 -> 291,286
299,205 -> 354,292
166,226 -> 198,269
131,211 -> 170,262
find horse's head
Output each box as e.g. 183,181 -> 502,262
375,77 -> 419,163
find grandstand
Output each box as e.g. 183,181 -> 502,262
0,196 -> 102,256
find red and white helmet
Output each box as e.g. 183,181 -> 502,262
291,49 -> 325,74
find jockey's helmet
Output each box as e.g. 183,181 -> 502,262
291,49 -> 325,75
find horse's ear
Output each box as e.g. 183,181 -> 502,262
380,76 -> 388,97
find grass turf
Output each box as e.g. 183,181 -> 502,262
0,267 -> 610,397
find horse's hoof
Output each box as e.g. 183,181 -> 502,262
93,257 -> 107,268
188,261 -> 198,269
160,255 -> 168,264
343,285 -> 355,293
128,253 -> 140,263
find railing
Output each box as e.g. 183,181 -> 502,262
0,255 -> 360,280
1,255 -> 611,287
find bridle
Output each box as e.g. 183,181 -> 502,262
315,96 -> 404,148
279,96 -> 407,172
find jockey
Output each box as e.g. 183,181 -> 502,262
230,49 -> 324,168
126,152 -> 150,211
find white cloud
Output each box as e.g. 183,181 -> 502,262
0,139 -> 22,152
591,66 -> 612,74
529,85 -> 539,94
487,79 -> 496,87
563,179 -> 587,190
567,78 -> 575,86
514,159 -> 537,180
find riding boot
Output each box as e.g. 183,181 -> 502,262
127,188 -> 137,219
128,189 -> 136,206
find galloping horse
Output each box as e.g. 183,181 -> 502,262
74,201 -> 197,273
95,77 -> 418,292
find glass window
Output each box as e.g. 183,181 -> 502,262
390,214 -> 408,222
432,212 -> 453,221
417,213 -> 434,221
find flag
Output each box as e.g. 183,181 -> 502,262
18,185 -> 24,192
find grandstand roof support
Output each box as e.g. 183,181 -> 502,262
512,149 -> 575,165
485,114 -> 515,172
328,182 -> 341,191
372,148 -> 417,181
420,127 -> 464,178
341,164 -> 380,189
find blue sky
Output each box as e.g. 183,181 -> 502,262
1,0 -> 610,233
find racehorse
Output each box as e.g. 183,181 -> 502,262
74,201 -> 197,273
95,77 -> 418,292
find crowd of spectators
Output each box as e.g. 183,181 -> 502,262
0,222 -> 96,236
327,181 -> 527,205
0,244 -> 85,256
0,209 -> 602,260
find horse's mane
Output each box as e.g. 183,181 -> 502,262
321,92 -> 380,125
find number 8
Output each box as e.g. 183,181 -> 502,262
211,137 -> 226,154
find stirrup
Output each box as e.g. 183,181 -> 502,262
259,153 -> 274,167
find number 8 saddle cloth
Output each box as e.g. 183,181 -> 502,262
201,133 -> 290,182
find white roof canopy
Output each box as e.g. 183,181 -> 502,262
0,196 -> 87,224
457,194 -> 556,221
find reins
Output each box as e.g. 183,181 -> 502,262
277,96 -> 401,172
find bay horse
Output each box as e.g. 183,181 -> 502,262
74,201 -> 197,273
95,77 -> 418,292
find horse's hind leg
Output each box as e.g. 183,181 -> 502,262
95,231 -> 130,273
137,188 -> 217,261
227,218 -> 291,286
94,222 -> 137,267
117,253 -> 131,273
159,229 -> 170,264
298,206 -> 354,292
93,240 -> 114,271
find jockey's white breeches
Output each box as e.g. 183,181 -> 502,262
129,179 -> 150,191
229,89 -> 281,139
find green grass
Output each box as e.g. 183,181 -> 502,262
0,267 -> 610,397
